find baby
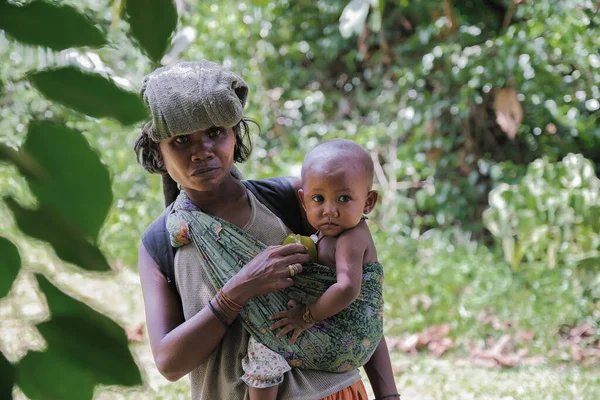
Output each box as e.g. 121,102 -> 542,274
243,139 -> 387,400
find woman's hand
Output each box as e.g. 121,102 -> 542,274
269,302 -> 314,344
222,243 -> 310,305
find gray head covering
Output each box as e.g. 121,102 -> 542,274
141,60 -> 248,142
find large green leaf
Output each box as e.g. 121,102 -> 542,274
0,143 -> 46,181
22,121 -> 112,241
32,275 -> 142,386
124,0 -> 178,63
37,316 -> 142,387
0,351 -> 15,400
0,237 -> 20,298
28,68 -> 148,125
5,198 -> 111,272
0,0 -> 106,51
16,350 -> 94,400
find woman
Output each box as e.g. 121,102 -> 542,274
135,60 -> 398,399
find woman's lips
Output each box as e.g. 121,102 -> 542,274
191,167 -> 220,176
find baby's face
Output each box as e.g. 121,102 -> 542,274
299,165 -> 373,237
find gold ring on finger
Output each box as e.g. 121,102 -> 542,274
288,265 -> 296,277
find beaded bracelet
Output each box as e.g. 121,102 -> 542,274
214,294 -> 235,320
207,299 -> 229,328
219,288 -> 243,310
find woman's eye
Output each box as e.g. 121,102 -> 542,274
311,195 -> 324,203
209,128 -> 223,138
339,195 -> 351,203
174,135 -> 188,144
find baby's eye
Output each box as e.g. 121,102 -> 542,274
311,195 -> 324,203
174,135 -> 189,144
338,195 -> 351,203
208,128 -> 224,138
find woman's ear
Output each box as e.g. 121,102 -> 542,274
363,190 -> 379,214
297,189 -> 307,211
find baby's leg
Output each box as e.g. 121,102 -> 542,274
248,386 -> 279,400
242,336 -> 291,400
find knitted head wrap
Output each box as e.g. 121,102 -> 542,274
140,60 -> 248,142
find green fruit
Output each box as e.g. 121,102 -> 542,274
283,234 -> 318,262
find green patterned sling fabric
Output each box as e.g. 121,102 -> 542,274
167,191 -> 384,372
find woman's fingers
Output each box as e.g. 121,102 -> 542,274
287,299 -> 298,308
281,253 -> 310,268
277,278 -> 294,290
277,243 -> 308,256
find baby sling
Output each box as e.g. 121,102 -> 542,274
167,190 -> 384,372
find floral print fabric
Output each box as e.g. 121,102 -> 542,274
167,190 -> 384,372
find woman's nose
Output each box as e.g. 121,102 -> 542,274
190,137 -> 213,161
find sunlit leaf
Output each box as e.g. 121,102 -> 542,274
124,0 -> 178,63
339,0 -> 371,39
28,68 -> 148,125
0,237 -> 20,298
5,198 -> 111,272
23,121 -> 112,241
0,351 -> 14,400
0,0 -> 106,50
34,275 -> 143,386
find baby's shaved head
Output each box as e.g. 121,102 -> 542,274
301,139 -> 374,190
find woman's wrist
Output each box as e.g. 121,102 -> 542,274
221,275 -> 248,305
221,278 -> 251,307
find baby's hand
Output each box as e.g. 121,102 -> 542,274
269,303 -> 314,344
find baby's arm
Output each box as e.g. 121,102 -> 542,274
308,225 -> 367,322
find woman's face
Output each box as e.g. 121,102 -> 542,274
159,126 -> 236,194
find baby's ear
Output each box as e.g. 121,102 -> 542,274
363,190 -> 379,214
297,189 -> 307,211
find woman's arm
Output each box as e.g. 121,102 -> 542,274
138,241 -> 310,381
363,338 -> 398,398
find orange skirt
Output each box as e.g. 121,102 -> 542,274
320,380 -> 368,400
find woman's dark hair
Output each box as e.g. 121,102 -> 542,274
133,117 -> 257,175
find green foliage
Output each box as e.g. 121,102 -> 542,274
0,143 -> 46,181
0,352 -> 15,400
0,0 -> 179,397
5,198 -> 112,272
28,67 -> 148,125
33,275 -> 142,384
124,0 -> 178,63
16,349 -> 95,400
0,0 -> 106,50
0,237 -> 20,298
14,275 -> 145,398
0,1 -> 599,394
24,121 -> 113,241
484,154 -> 600,271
